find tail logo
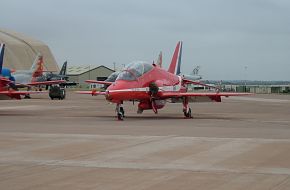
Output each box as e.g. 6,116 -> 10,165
32,55 -> 44,77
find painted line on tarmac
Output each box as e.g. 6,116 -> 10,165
230,96 -> 290,103
0,105 -> 79,111
2,132 -> 290,143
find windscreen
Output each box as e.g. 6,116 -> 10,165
116,61 -> 153,81
105,71 -> 120,82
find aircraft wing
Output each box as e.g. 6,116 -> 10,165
76,90 -> 106,96
85,80 -> 113,85
26,80 -> 66,86
0,90 -> 46,99
182,79 -> 219,89
159,92 -> 252,102
0,77 -> 12,85
0,91 -> 28,95
0,90 -> 47,95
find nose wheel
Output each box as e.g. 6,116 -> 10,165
116,104 -> 125,120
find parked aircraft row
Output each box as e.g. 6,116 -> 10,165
0,43 -> 71,100
0,44 -> 38,99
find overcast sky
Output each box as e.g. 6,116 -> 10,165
1,0 -> 290,80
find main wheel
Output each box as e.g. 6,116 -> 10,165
24,95 -> 31,99
184,108 -> 192,118
117,113 -> 124,120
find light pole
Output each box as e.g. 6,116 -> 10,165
244,66 -> 248,92
89,65 -> 91,80
113,62 -> 116,71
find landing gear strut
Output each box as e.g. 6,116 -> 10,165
116,103 -> 125,120
151,99 -> 158,114
183,97 -> 192,118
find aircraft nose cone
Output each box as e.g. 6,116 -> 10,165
105,90 -> 111,100
105,80 -> 138,103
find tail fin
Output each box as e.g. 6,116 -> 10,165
59,61 -> 67,75
156,52 -> 162,67
0,43 -> 5,74
168,41 -> 182,75
31,54 -> 44,77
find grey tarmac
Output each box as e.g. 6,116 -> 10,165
0,92 -> 290,190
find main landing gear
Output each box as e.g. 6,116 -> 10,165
116,103 -> 125,120
183,97 -> 192,118
24,94 -> 31,99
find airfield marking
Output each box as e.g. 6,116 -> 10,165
1,132 -> 290,175
0,105 -> 79,111
229,96 -> 290,103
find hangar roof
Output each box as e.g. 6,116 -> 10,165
67,65 -> 114,75
0,28 -> 59,72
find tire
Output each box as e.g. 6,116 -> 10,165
117,113 -> 124,120
184,108 -> 192,118
188,108 -> 192,118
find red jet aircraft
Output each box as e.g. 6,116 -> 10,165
79,42 -> 251,120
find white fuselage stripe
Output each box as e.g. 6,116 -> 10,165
108,77 -> 182,93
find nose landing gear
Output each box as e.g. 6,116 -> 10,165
116,104 -> 125,120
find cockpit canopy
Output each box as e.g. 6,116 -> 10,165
116,61 -> 153,81
105,71 -> 120,82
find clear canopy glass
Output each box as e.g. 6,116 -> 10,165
116,61 -> 153,81
105,71 -> 120,82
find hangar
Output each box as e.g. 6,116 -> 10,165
0,28 -> 59,71
67,65 -> 115,88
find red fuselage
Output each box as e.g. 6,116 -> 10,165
106,65 -> 186,107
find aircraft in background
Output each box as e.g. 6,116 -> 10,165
37,61 -> 68,82
35,61 -> 77,100
1,53 -> 65,89
0,43 -> 44,99
10,54 -> 65,88
36,61 -> 77,88
181,66 -> 202,81
78,41 -> 252,120
0,44 -> 65,98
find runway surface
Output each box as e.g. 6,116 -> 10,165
1,92 -> 290,189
